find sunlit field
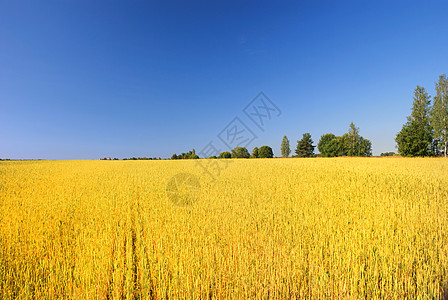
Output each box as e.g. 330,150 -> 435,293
0,158 -> 447,299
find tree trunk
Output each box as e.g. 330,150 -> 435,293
445,141 -> 447,158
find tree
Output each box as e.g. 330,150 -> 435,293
396,86 -> 433,156
171,149 -> 199,159
280,135 -> 291,158
347,122 -> 360,156
188,149 -> 199,159
318,133 -> 336,157
396,121 -> 433,157
380,152 -> 396,156
295,133 -> 315,157
231,147 -> 250,158
251,147 -> 259,158
325,136 -> 348,157
344,123 -> 372,156
430,74 -> 448,157
357,136 -> 372,157
218,151 -> 231,159
258,146 -> 274,158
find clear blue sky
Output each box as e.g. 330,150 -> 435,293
1,0 -> 448,159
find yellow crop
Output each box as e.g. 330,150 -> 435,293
0,158 -> 447,298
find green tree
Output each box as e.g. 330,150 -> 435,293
345,123 -> 372,156
280,135 -> 291,158
218,151 -> 231,159
295,133 -> 315,157
430,74 -> 448,157
172,149 -> 199,159
396,121 -> 433,157
347,122 -> 360,156
380,152 -> 396,156
258,146 -> 274,158
231,147 -> 250,158
188,149 -> 199,159
251,147 -> 259,158
318,133 -> 336,157
326,136 -> 348,157
396,86 -> 433,156
358,136 -> 372,157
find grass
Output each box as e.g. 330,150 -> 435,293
0,158 -> 447,298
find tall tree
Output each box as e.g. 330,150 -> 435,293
396,86 -> 433,156
431,74 -> 448,157
347,122 -> 360,156
295,133 -> 315,157
280,135 -> 291,158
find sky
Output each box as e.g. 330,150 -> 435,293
1,0 -> 448,159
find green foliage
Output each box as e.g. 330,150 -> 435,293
122,157 -> 158,160
209,156 -> 217,159
318,124 -> 372,157
380,152 -> 396,156
396,86 -> 433,157
347,122 -> 360,156
280,135 -> 291,158
251,147 -> 259,158
231,147 -> 250,158
396,121 -> 433,157
430,74 -> 448,157
258,146 -> 274,158
318,133 -> 336,157
218,151 -> 231,159
357,137 -> 373,157
171,149 -> 199,159
295,133 -> 315,157
325,136 -> 348,157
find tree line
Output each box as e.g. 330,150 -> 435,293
396,74 -> 448,157
166,122 -> 372,160
279,122 -> 372,158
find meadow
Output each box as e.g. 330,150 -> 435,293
0,158 -> 447,299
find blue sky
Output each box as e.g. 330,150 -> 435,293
1,0 -> 448,159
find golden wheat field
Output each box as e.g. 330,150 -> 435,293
0,158 -> 447,299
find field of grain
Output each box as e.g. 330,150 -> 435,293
0,158 -> 447,298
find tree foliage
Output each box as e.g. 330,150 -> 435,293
171,149 -> 199,159
430,74 -> 448,157
396,86 -> 433,157
218,151 -> 231,159
317,133 -> 336,157
231,147 -> 250,158
251,147 -> 259,158
258,146 -> 274,158
318,124 -> 372,157
295,133 -> 315,157
280,136 -> 291,158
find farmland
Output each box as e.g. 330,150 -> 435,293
0,158 -> 447,298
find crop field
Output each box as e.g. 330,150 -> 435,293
0,158 -> 447,299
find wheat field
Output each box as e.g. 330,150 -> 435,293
0,158 -> 447,299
